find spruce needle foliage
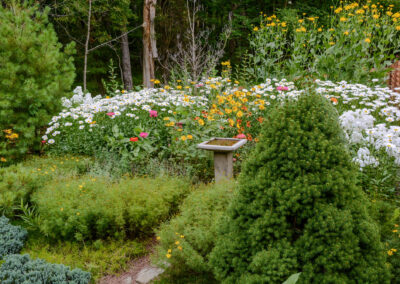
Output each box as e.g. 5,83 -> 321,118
210,93 -> 390,283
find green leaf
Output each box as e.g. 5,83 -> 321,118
282,273 -> 301,284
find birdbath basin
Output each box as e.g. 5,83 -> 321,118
197,138 -> 247,182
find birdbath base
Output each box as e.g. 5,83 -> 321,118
197,138 -> 247,182
213,151 -> 233,182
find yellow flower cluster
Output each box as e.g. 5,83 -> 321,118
180,135 -> 193,141
150,79 -> 161,84
163,233 -> 185,259
3,129 -> 18,140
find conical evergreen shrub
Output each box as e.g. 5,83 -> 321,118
209,93 -> 390,283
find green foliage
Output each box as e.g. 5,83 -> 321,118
283,273 -> 302,284
210,93 -> 390,283
0,3 -> 75,162
0,156 -> 92,217
0,216 -> 27,259
0,254 -> 90,284
357,147 -> 400,203
245,2 -> 400,84
101,59 -> 123,97
22,235 -> 146,282
33,176 -> 191,241
155,180 -> 235,282
368,199 -> 400,282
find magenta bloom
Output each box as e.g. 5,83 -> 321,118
149,110 -> 158,117
276,86 -> 289,91
139,132 -> 149,138
106,112 -> 115,116
236,133 -> 246,139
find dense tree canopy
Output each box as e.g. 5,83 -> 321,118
6,0 -> 343,92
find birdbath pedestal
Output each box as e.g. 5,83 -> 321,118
197,138 -> 247,182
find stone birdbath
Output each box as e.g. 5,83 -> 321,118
197,138 -> 247,182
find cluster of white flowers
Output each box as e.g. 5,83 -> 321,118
353,147 -> 379,168
339,108 -> 400,167
340,109 -> 375,143
45,83 -> 210,141
45,77 -> 400,170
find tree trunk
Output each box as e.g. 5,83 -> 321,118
143,0 -> 157,88
83,0 -> 92,91
121,27 -> 133,90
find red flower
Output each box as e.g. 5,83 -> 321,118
130,137 -> 139,142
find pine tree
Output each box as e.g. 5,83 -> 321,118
210,93 -> 390,283
0,3 -> 75,162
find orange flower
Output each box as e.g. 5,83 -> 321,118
257,117 -> 264,123
247,134 -> 253,141
246,121 -> 251,128
330,97 -> 338,103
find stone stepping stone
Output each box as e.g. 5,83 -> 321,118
136,266 -> 164,284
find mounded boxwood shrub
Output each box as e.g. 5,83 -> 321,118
209,93 -> 390,283
155,180 -> 235,281
0,156 -> 91,217
33,176 -> 191,241
0,254 -> 90,284
0,216 -> 27,259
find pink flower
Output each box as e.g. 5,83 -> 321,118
149,110 -> 158,117
276,86 -> 289,91
106,112 -> 115,116
139,132 -> 149,138
236,133 -> 246,139
196,83 -> 204,88
41,140 -> 46,144
233,158 -> 237,162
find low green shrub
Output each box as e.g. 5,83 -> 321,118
0,155 -> 91,217
0,216 -> 27,259
23,236 -> 146,282
33,176 -> 191,241
154,180 -> 235,282
0,254 -> 90,284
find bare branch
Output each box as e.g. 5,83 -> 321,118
160,0 -> 232,81
87,24 -> 143,53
